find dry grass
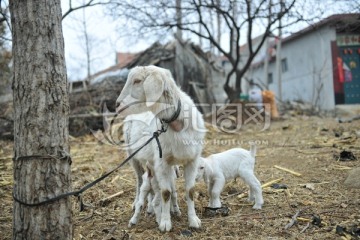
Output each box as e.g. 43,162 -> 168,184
1,116 -> 359,239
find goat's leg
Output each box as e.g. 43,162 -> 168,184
184,161 -> 201,229
170,170 -> 181,217
150,177 -> 162,224
128,172 -> 151,227
130,160 -> 145,209
155,161 -> 173,232
239,169 -> 263,209
206,180 -> 214,207
209,178 -> 225,208
146,191 -> 154,215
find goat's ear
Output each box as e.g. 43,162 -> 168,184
143,71 -> 164,107
206,163 -> 214,176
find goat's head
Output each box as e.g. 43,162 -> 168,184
116,65 -> 175,115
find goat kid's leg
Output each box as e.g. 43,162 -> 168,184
209,178 -> 225,208
239,170 -> 264,210
155,161 -> 173,232
130,160 -> 145,209
250,178 -> 264,210
128,172 -> 151,227
146,191 -> 154,216
184,162 -> 201,229
170,170 -> 181,217
150,177 -> 162,224
207,181 -> 215,207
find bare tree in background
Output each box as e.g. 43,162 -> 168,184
10,1 -> 72,238
69,5 -> 101,82
108,0 -> 308,101
0,0 -> 108,40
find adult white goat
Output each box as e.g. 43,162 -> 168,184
116,65 -> 205,232
195,144 -> 264,210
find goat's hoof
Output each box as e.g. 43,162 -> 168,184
155,215 -> 161,224
171,208 -> 182,217
128,221 -> 136,228
146,207 -> 154,215
189,216 -> 201,229
159,219 -> 172,232
252,204 -> 263,210
174,210 -> 182,217
128,215 -> 139,228
146,211 -> 155,217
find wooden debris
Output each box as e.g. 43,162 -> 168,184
111,175 -> 120,183
284,210 -> 301,230
300,222 -> 311,233
332,164 -> 352,170
240,178 -> 285,198
261,178 -> 284,188
99,191 -> 125,204
304,183 -> 315,191
236,192 -> 248,199
274,165 -> 302,177
285,189 -> 292,197
297,217 -> 311,222
295,149 -> 327,155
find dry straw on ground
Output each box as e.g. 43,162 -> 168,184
0,116 -> 359,239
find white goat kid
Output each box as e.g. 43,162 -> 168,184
122,112 -> 155,211
123,112 -> 181,227
128,163 -> 181,227
196,144 -> 264,210
117,65 -> 205,232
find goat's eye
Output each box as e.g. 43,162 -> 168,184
133,79 -> 141,84
200,167 -> 204,170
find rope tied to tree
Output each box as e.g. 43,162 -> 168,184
12,100 -> 182,210
12,127 -> 166,210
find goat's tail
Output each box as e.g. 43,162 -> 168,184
249,141 -> 257,158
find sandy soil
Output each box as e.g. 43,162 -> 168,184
0,116 -> 359,239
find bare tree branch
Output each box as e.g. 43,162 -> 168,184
62,0 -> 108,20
107,0 -> 343,101
0,0 -> 11,34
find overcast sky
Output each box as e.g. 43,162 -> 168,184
61,2 -> 151,82
60,0 -> 351,82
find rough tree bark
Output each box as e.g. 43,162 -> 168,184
10,1 -> 72,239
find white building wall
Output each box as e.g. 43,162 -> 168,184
250,26 -> 337,110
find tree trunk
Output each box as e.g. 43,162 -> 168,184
235,70 -> 242,98
10,1 -> 72,239
224,68 -> 243,103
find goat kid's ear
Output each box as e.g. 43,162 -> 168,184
207,164 -> 214,176
143,71 -> 164,107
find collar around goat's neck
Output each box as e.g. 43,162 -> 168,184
160,99 -> 182,124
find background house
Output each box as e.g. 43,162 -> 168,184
248,14 -> 360,111
80,40 -> 219,114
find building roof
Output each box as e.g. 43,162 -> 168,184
116,52 -> 138,67
248,14 -> 360,69
282,14 -> 360,44
87,52 -> 139,82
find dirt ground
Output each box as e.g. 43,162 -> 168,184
0,116 -> 359,239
